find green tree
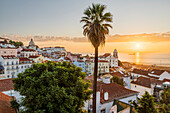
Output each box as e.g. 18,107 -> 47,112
110,76 -> 124,86
118,60 -> 122,66
10,99 -> 20,113
12,61 -> 92,113
4,39 -> 7,43
132,91 -> 158,113
159,87 -> 170,113
80,4 -> 112,113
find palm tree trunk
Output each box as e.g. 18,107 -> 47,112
93,47 -> 98,113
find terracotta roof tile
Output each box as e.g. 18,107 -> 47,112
21,48 -> 35,52
85,76 -> 138,103
29,55 -> 39,58
0,79 -> 14,92
102,53 -> 111,58
0,92 -> 15,113
150,69 -> 165,75
110,72 -> 126,78
132,69 -> 148,76
131,76 -> 163,88
163,78 -> 170,82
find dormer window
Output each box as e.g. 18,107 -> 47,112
104,92 -> 109,100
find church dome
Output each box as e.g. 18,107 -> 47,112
29,38 -> 35,46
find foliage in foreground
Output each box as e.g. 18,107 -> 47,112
132,91 -> 158,113
159,87 -> 170,113
12,61 -> 92,113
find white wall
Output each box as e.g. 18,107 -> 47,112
159,71 -> 170,80
2,90 -> 23,102
131,83 -> 152,98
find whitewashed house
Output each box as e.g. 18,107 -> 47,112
99,49 -> 119,67
85,60 -> 109,76
149,69 -> 170,80
20,48 -> 38,58
19,58 -> 33,73
131,76 -> 163,98
131,68 -> 149,79
0,55 -> 19,78
84,76 -> 139,113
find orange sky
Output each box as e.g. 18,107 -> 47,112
24,40 -> 170,54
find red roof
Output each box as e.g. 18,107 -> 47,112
131,76 -> 163,88
102,53 -> 111,58
163,78 -> 170,82
150,69 -> 165,75
132,69 -> 148,76
29,55 -> 39,58
99,83 -> 138,103
0,79 -> 14,92
85,76 -> 138,103
110,71 -> 127,78
21,48 -> 35,52
19,57 -> 32,62
0,92 -> 15,113
98,60 -> 109,63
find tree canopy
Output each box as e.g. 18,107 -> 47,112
9,40 -> 24,47
12,61 -> 92,113
80,3 -> 112,48
110,76 -> 124,86
132,91 -> 158,113
159,87 -> 170,113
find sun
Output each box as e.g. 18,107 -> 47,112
136,43 -> 141,48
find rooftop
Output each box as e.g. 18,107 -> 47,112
0,78 -> 14,92
0,92 -> 15,113
85,76 -> 138,103
131,76 -> 163,88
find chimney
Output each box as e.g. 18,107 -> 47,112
102,74 -> 111,84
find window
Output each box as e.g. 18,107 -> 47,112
4,51 -> 6,53
128,100 -> 132,104
101,109 -> 106,113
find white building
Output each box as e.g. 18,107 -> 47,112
0,55 -> 19,78
20,48 -> 38,58
149,69 -> 170,80
131,68 -> 149,79
99,49 -> 119,67
84,76 -> 139,113
131,76 -> 163,98
0,55 -> 33,78
73,60 -> 85,72
19,58 -> 33,73
85,60 -> 109,76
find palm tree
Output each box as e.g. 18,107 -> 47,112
80,3 -> 112,113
